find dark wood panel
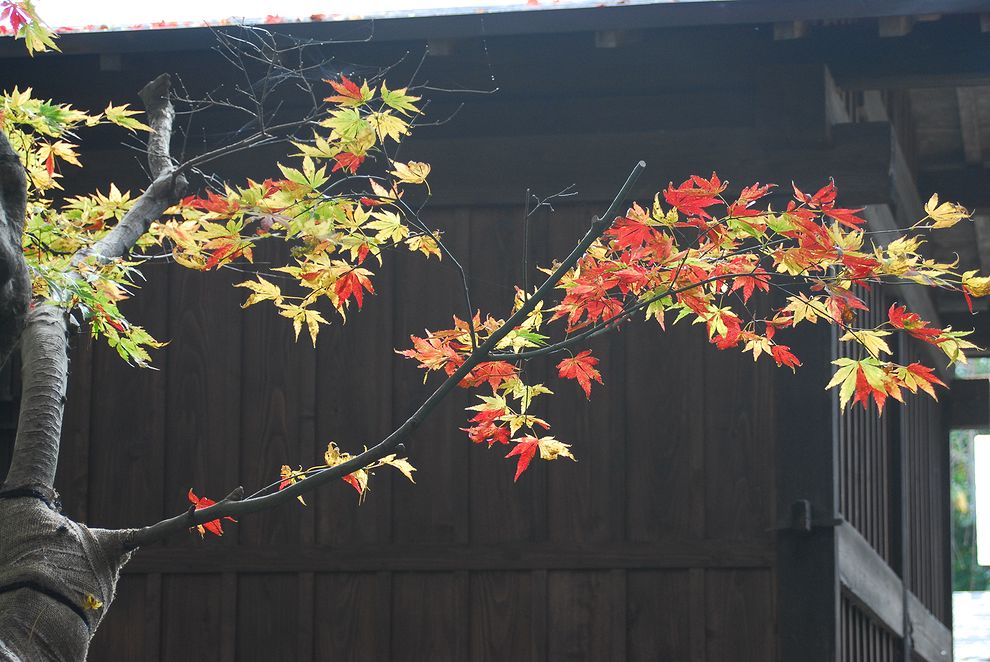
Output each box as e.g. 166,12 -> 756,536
467,206 -> 540,543
164,266 -> 242,550
88,574 -> 147,661
237,242 -> 315,547
236,574 -> 299,662
160,574 -> 222,662
626,570 -> 692,662
625,319 -> 705,542
314,258 -> 395,547
469,571 -> 533,661
547,571 -> 617,661
126,540 -> 775,573
314,573 -> 389,661
391,572 -> 468,662
390,209 -> 472,545
86,263 -> 169,529
704,349 -> 774,539
705,569 -> 775,662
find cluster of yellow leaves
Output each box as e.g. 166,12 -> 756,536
279,442 -> 417,504
142,79 -> 437,347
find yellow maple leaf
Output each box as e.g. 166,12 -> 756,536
924,193 -> 971,229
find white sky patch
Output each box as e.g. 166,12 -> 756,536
33,0 -> 655,32
977,435 -> 990,566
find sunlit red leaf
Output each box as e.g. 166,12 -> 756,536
556,350 -> 603,399
187,489 -> 236,537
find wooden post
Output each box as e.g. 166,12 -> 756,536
775,321 -> 840,661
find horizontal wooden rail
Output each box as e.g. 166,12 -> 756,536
124,539 -> 774,574
836,521 -> 951,661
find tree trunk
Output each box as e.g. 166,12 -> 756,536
0,498 -> 132,661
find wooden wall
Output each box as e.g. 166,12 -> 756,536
37,203 -> 779,660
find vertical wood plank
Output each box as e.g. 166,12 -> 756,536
314,255 -> 395,547
391,209 -> 471,545
467,206 -> 537,543
704,347 -> 773,539
314,572 -> 388,662
626,570 -> 691,661
547,571 -> 614,661
391,572 -> 468,662
531,569 -> 548,662
88,574 -> 147,661
238,241 -> 314,547
162,574 -> 223,662
87,262 -> 169,529
220,572 -> 237,662
297,572 -> 315,662
689,568 -> 707,662
144,573 -> 162,662
164,266 -> 242,550
705,569 -> 774,661
545,205 -> 617,545
237,574 -> 298,662
470,571 -> 533,661
625,320 -> 704,542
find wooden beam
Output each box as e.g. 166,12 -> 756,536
946,378 -> 990,429
837,521 -> 953,661
957,87 -> 984,166
837,521 -> 904,636
397,122 -> 895,208
919,166 -> 990,208
123,540 -> 775,574
908,592 -> 953,661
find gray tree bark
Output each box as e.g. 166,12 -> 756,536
0,74 -> 184,661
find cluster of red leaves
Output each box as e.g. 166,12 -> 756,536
399,174 -> 979,481
187,489 -> 236,537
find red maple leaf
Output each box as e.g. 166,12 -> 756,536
334,270 -> 375,309
0,2 -> 30,33
852,367 -> 887,413
505,436 -> 540,481
460,361 -> 518,390
770,344 -> 801,371
607,216 -> 657,252
324,74 -> 363,104
187,489 -> 236,537
888,303 -> 944,344
556,350 -> 603,399
203,240 -> 238,270
332,152 -> 366,174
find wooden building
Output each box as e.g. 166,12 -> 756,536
2,1 -> 990,659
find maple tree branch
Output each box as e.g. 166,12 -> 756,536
124,160 -> 646,547
3,76 -> 182,494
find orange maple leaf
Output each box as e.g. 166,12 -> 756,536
556,350 -> 603,399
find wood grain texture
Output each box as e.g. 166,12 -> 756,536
236,574 -> 299,662
88,574 -> 147,661
626,570 -> 692,661
469,571 -> 533,661
547,570 -> 617,661
705,569 -> 775,662
390,209 -> 472,545
391,572 -> 468,662
86,262 -> 169,529
237,242 -> 315,548
160,574 -> 223,662
314,573 -> 388,662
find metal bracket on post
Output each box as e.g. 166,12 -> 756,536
769,499 -> 843,533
